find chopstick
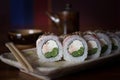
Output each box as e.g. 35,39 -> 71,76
5,42 -> 34,72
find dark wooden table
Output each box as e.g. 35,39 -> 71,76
0,45 -> 120,80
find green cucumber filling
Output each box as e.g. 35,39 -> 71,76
112,43 -> 118,50
101,45 -> 108,53
111,38 -> 118,50
71,47 -> 84,57
44,48 -> 58,58
88,48 -> 98,55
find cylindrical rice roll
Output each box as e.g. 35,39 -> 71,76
36,35 -> 63,62
96,32 -> 112,56
83,34 -> 101,59
63,35 -> 88,62
106,32 -> 120,54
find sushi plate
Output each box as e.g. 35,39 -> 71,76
0,48 -> 120,80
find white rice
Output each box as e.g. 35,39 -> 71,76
106,32 -> 120,54
36,35 -> 63,62
96,33 -> 112,56
83,34 -> 101,59
63,35 -> 88,62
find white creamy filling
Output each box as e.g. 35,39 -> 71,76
68,40 -> 83,54
87,40 -> 98,50
100,38 -> 107,46
42,40 -> 58,54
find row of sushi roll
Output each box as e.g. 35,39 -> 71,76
36,30 -> 120,63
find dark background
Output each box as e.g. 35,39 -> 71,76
52,0 -> 119,31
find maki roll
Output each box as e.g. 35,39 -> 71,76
96,32 -> 112,56
36,34 -> 63,62
115,31 -> 120,38
83,33 -> 101,59
106,32 -> 120,54
63,35 -> 88,62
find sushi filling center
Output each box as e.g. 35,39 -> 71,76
111,38 -> 118,50
100,38 -> 108,53
68,40 -> 84,57
87,40 -> 98,55
42,40 -> 58,58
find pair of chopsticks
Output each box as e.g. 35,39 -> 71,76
5,42 -> 34,72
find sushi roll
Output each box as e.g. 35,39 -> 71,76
83,33 -> 101,59
36,34 -> 63,62
115,31 -> 120,38
96,32 -> 112,56
63,35 -> 88,62
106,32 -> 120,54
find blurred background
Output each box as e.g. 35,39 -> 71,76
0,0 -> 120,50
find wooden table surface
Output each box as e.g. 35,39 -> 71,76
0,45 -> 120,80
